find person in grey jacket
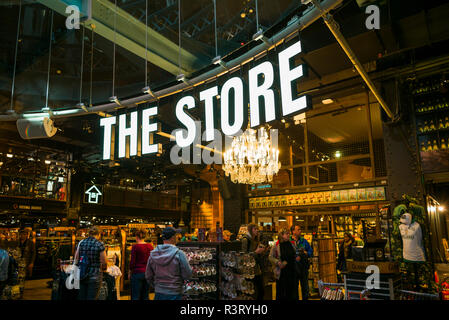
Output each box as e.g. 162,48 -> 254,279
145,227 -> 192,300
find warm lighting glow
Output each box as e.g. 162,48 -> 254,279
439,205 -> 446,212
6,154 -> 13,158
223,127 -> 280,184
45,160 -> 51,165
335,151 -> 342,158
322,98 -> 334,104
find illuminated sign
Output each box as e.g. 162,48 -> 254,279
100,39 -> 311,160
84,184 -> 103,204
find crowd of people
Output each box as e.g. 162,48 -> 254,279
0,224 -> 362,301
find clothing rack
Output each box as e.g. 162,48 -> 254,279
318,280 -> 345,300
398,289 -> 440,300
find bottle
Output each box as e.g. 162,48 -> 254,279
426,140 -> 433,151
445,117 -> 449,129
441,139 -> 447,150
433,140 -> 439,151
429,120 -> 436,131
423,120 -> 429,132
439,119 -> 445,129
418,123 -> 423,133
420,141 -> 426,152
428,100 -> 434,112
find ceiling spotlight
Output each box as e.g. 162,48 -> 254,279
176,74 -> 186,82
6,154 -> 13,158
335,151 -> 342,158
45,160 -> 51,165
28,157 -> 35,161
439,205 -> 446,212
142,86 -> 155,97
76,102 -> 88,112
252,29 -> 264,41
240,12 -> 246,18
109,96 -> 121,106
322,98 -> 334,105
212,56 -> 222,65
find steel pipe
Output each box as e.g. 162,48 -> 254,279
311,0 -> 396,120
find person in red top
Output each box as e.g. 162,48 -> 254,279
130,229 -> 153,300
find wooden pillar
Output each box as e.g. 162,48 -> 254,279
304,122 -> 310,185
366,90 -> 375,178
120,229 -> 126,292
289,145 -> 294,187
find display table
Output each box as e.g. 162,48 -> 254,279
344,261 -> 401,300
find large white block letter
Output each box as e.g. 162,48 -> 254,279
279,41 -> 308,116
221,77 -> 244,136
200,86 -> 218,142
118,112 -> 138,158
142,106 -> 160,155
175,96 -> 196,148
249,61 -> 276,127
100,116 -> 116,160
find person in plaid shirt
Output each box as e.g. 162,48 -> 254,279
75,226 -> 107,300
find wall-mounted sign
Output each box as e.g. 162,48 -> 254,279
12,204 -> 42,211
249,187 -> 386,209
84,184 -> 103,204
100,39 -> 311,161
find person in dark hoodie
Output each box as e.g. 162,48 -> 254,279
145,227 -> 192,300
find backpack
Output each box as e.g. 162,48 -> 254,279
76,240 -> 90,280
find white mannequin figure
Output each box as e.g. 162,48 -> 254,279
399,213 -> 425,262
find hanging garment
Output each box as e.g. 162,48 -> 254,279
399,215 -> 426,262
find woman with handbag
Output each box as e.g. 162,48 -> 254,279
269,229 -> 298,300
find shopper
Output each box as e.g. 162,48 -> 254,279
145,227 -> 192,300
154,226 -> 164,245
269,229 -> 298,300
223,230 -> 232,242
130,229 -> 153,300
0,233 -> 6,249
0,248 -> 17,297
18,230 -> 36,278
241,224 -> 265,300
290,224 -> 313,300
75,226 -> 107,300
337,232 -> 356,273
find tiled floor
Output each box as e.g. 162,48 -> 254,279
22,279 -> 52,300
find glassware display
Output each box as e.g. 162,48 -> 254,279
178,244 -> 219,300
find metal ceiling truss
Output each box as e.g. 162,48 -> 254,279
37,0 -> 204,76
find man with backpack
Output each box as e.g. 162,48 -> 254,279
75,226 -> 107,300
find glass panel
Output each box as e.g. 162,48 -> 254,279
307,107 -> 370,162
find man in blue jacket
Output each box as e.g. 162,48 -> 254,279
291,225 -> 313,300
145,227 -> 192,300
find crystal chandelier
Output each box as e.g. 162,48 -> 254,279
223,127 -> 280,184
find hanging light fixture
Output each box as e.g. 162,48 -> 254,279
223,126 -> 280,184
